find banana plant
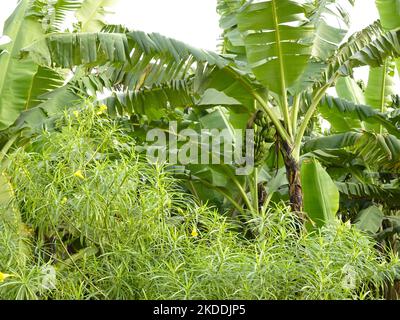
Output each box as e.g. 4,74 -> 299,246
6,0 -> 400,227
210,0 -> 400,223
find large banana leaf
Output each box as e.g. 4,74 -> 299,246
28,0 -> 120,33
375,0 -> 400,31
303,132 -> 361,152
354,131 -> 400,171
0,0 -> 45,130
236,0 -> 314,95
332,77 -> 365,130
23,32 -> 130,68
25,66 -> 65,109
365,60 -> 398,132
348,29 -> 400,69
301,158 -> 339,229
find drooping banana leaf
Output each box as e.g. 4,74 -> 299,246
353,131 -> 400,171
27,0 -> 84,32
303,132 -> 361,152
22,31 -> 229,70
347,29 -> 400,69
0,85 -> 81,149
196,66 -> 260,111
236,0 -> 314,95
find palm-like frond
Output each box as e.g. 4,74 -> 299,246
323,21 -> 400,81
23,31 -> 229,70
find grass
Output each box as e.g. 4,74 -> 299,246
0,104 -> 398,300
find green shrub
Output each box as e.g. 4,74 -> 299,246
0,105 -> 398,300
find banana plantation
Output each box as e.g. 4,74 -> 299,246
1,0 -> 400,300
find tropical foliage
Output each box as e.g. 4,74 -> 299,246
0,0 -> 400,300
0,107 -> 397,299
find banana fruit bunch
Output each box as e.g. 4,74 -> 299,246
251,111 -> 276,167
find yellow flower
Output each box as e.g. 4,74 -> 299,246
61,197 -> 68,205
191,227 -> 198,238
73,170 -> 85,180
73,110 -> 80,118
0,272 -> 12,283
96,104 -> 108,115
21,224 -> 34,236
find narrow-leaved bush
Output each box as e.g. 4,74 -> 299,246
0,105 -> 398,299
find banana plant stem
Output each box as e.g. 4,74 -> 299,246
291,94 -> 301,136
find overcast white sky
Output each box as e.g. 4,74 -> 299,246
1,0 -> 379,51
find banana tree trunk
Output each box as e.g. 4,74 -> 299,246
281,140 -> 303,215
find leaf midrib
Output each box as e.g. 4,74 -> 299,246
270,0 -> 287,100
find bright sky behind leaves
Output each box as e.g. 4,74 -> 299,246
1,0 -> 379,51
0,0 -> 389,84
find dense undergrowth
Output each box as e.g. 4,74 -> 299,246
0,106 -> 398,300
